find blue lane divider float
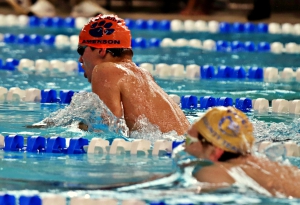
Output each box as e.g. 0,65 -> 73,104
27,136 -> 46,152
41,89 -> 60,103
235,97 -> 253,112
19,195 -> 41,205
180,95 -> 251,112
0,57 -> 267,81
2,33 -> 275,52
28,16 -> 75,28
2,15 -> 300,36
41,89 -> 76,104
4,135 -> 24,151
66,137 -> 88,154
219,22 -> 269,33
46,137 -> 66,153
3,135 -> 88,154
0,194 -> 15,205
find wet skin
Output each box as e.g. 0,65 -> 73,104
79,47 -> 190,135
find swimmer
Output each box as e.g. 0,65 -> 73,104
185,106 -> 300,197
5,0 -> 56,17
77,14 -> 190,135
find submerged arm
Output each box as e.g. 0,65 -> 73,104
193,165 -> 234,192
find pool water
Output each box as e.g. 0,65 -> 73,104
1,23 -> 300,204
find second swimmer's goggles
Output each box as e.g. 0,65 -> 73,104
185,132 -> 212,146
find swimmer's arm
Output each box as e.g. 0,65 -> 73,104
194,165 -> 234,192
91,66 -> 123,118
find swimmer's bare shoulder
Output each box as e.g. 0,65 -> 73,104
194,163 -> 235,184
93,62 -> 127,76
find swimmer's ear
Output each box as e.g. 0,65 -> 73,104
210,147 -> 224,162
99,48 -> 107,57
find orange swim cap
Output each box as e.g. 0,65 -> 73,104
78,14 -> 131,49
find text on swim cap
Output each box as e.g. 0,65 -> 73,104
203,117 -> 241,153
82,40 -> 120,45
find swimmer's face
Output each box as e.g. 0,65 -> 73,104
78,45 -> 98,83
185,126 -> 213,159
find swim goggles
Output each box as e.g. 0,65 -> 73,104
77,45 -> 88,56
185,133 -> 212,146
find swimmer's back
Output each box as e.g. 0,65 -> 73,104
92,61 -> 190,135
217,156 -> 300,197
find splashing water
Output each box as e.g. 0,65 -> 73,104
130,116 -> 184,143
252,117 -> 300,143
40,92 -> 129,137
38,92 -> 184,143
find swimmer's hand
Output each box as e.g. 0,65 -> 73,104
25,122 -> 50,128
78,122 -> 89,131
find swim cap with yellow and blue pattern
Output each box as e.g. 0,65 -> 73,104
193,106 -> 254,155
